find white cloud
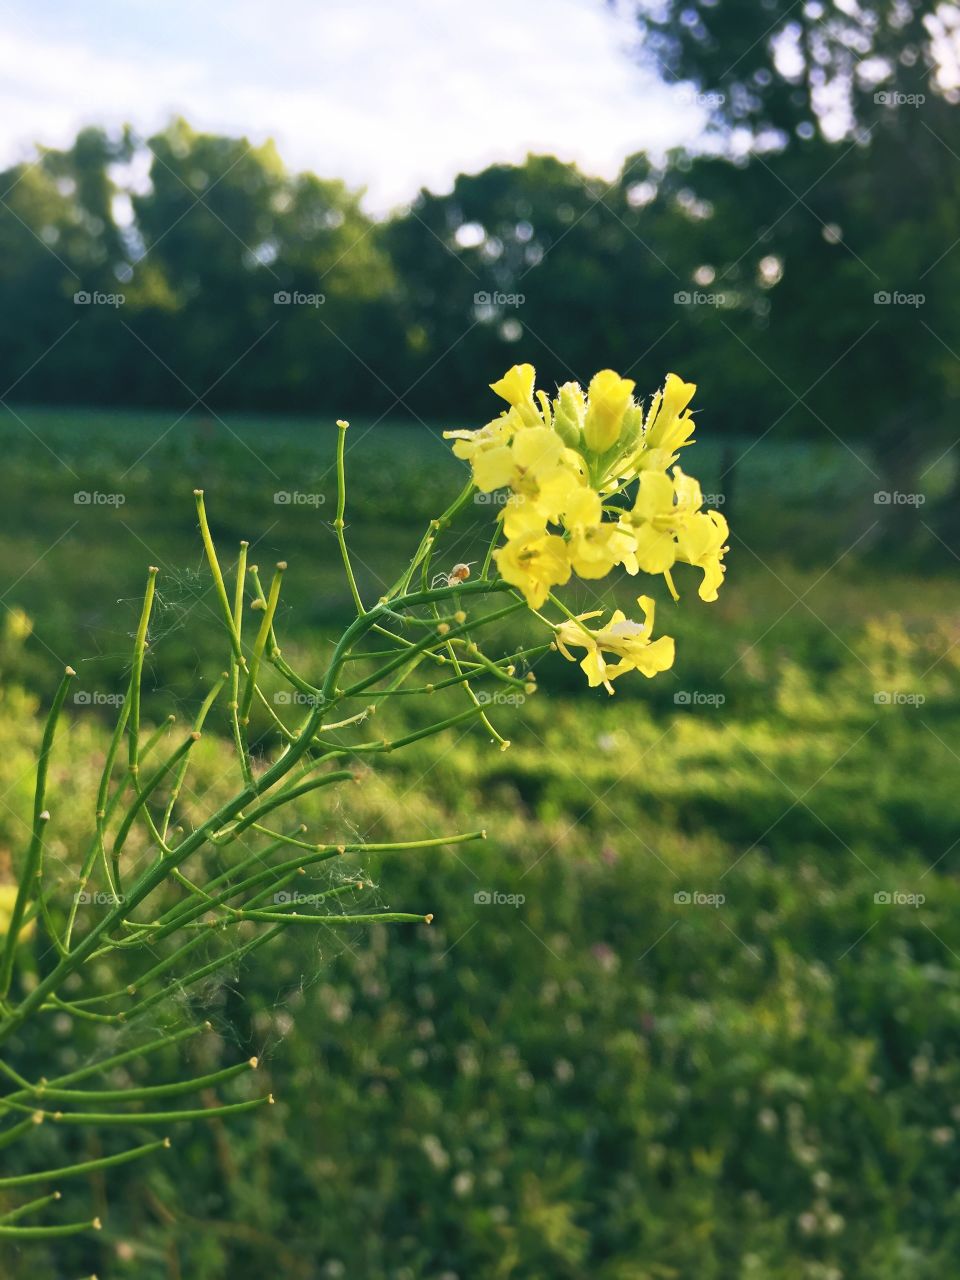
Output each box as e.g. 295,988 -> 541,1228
0,0 -> 702,212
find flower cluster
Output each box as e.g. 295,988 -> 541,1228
445,363 -> 729,692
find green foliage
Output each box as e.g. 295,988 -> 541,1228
1,409 -> 959,1276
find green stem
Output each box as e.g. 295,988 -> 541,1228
161,675 -> 225,842
0,665 -> 75,995
240,561 -> 285,727
127,566 -> 158,777
0,1137 -> 171,1188
194,490 -> 244,663
335,419 -> 364,614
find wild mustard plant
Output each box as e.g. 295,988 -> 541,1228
447,363 -> 728,691
0,365 -> 727,1241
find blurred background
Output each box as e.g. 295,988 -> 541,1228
3,1 -> 960,1277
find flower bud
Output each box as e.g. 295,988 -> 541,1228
583,370 -> 636,453
552,382 -> 586,447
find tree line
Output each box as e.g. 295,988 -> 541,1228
1,0 -> 958,491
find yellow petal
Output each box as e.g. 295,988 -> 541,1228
562,487 -> 602,530
511,426 -> 564,473
472,446 -> 515,492
632,524 -> 677,574
490,364 -> 536,407
503,495 -> 547,540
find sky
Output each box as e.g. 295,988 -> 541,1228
0,0 -> 704,213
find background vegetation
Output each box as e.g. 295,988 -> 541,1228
3,0 -> 960,1275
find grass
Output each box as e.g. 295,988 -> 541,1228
2,406 -> 960,1278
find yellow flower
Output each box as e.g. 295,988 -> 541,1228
569,524 -> 638,580
489,363 -> 542,428
561,488 -> 635,580
641,373 -> 697,469
582,370 -> 636,454
472,426 -> 584,523
495,530 -> 572,609
444,410 -> 519,464
555,596 -> 675,693
676,508 -> 729,601
620,470 -> 686,574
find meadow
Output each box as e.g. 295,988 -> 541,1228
3,405 -> 960,1279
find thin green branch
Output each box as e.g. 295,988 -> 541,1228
0,665 -> 75,995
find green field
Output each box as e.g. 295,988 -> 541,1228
4,408 -> 960,1279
